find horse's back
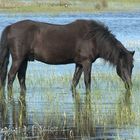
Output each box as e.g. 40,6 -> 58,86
7,19 -> 91,38
5,19 -> 94,64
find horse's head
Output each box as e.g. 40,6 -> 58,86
116,50 -> 135,90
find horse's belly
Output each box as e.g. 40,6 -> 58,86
34,50 -> 74,65
37,57 -> 74,65
47,58 -> 74,64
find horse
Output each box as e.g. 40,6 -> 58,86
0,19 -> 134,94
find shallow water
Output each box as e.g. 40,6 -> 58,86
0,12 -> 140,140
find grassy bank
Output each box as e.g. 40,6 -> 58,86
0,0 -> 140,13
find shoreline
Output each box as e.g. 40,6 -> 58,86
0,10 -> 139,16
0,0 -> 140,14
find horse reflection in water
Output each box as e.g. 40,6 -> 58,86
0,94 -> 27,139
116,90 -> 134,125
0,90 -> 134,139
73,93 -> 93,138
73,90 -> 134,139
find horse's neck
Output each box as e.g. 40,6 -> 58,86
98,45 -> 120,66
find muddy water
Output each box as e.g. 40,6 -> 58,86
0,12 -> 140,140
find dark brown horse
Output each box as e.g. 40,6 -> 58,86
0,19 -> 134,94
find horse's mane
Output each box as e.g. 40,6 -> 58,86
85,20 -> 130,66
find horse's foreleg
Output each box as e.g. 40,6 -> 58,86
82,60 -> 92,94
18,60 -> 28,94
71,64 -> 83,93
8,60 -> 22,98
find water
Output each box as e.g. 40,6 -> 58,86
0,12 -> 140,140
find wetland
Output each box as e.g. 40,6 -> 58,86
0,12 -> 140,139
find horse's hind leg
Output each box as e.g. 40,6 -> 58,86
71,64 -> 83,93
8,59 -> 22,97
17,60 -> 28,93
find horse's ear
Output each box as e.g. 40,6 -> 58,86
130,51 -> 135,56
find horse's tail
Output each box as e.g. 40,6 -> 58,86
0,26 -> 10,89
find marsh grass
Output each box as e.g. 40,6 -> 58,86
1,65 -> 140,139
15,73 -> 140,110
0,0 -> 140,13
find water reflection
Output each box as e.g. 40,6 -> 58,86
0,90 -> 134,139
0,93 -> 27,139
73,92 -> 93,138
73,90 -> 133,139
116,90 -> 134,126
0,89 -> 5,101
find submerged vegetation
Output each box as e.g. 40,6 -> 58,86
0,0 -> 140,13
0,69 -> 140,139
